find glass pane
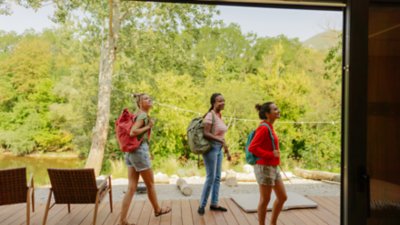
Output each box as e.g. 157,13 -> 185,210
368,4 -> 400,225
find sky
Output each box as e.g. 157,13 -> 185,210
0,3 -> 342,41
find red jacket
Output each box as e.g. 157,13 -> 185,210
248,121 -> 280,166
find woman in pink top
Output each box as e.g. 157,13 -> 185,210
198,93 -> 232,215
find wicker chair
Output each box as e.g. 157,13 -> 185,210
0,167 -> 35,225
42,168 -> 113,225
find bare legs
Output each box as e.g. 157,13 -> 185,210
258,184 -> 272,225
257,179 -> 287,225
120,167 -> 139,225
270,180 -> 287,225
120,167 -> 170,225
140,169 -> 161,212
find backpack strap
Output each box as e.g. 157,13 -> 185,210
260,122 -> 276,150
210,110 -> 215,134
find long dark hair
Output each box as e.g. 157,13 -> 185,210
255,102 -> 274,119
204,93 -> 222,117
208,93 -> 222,112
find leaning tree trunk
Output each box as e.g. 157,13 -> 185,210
85,0 -> 120,176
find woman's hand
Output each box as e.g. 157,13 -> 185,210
273,150 -> 280,158
224,145 -> 231,161
148,118 -> 155,129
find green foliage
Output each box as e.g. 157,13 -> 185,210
0,2 -> 342,173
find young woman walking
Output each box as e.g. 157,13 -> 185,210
248,102 -> 287,225
119,93 -> 171,225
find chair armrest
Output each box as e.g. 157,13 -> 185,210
28,173 -> 34,189
96,175 -> 111,190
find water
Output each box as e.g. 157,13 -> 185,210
0,154 -> 85,186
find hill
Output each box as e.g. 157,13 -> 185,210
303,30 -> 341,51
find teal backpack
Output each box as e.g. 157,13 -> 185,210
245,122 -> 275,165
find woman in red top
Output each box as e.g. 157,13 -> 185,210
248,102 -> 287,225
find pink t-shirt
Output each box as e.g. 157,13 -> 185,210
204,111 -> 228,139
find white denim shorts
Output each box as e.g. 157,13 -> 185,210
124,142 -> 151,172
254,164 -> 281,186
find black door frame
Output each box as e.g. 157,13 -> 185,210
129,1 -> 370,224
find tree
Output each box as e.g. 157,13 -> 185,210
6,0 -> 218,175
84,0 -> 120,175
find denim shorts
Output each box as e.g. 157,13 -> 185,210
125,142 -> 151,172
254,164 -> 281,186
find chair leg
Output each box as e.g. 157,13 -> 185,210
108,176 -> 113,213
32,188 -> 35,212
93,194 -> 100,225
26,187 -> 32,225
42,190 -> 53,225
27,196 -> 30,225
109,188 -> 113,212
68,203 -> 71,213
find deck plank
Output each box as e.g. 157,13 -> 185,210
0,204 -> 24,223
224,198 -> 251,225
181,199 -> 194,225
127,199 -> 145,225
137,200 -> 152,225
19,199 -> 47,225
101,200 -> 122,225
220,198 -> 239,225
189,199 -> 206,225
159,200 -> 172,225
3,204 -> 26,225
0,196 -> 340,225
308,197 -> 340,225
94,200 -> 113,225
79,200 -> 111,225
170,199 -> 182,225
57,204 -> 90,225
42,205 -> 70,225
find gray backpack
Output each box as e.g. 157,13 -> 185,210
187,112 -> 215,154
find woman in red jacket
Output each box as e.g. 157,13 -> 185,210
248,102 -> 287,225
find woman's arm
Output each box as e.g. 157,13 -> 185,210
203,122 -> 224,144
248,127 -> 275,159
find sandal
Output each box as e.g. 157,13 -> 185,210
155,206 -> 172,217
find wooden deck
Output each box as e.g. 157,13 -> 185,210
0,196 -> 339,225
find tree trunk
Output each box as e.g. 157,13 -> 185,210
85,0 -> 120,176
294,167 -> 341,182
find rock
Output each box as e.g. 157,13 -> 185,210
176,178 -> 193,196
236,172 -> 256,182
154,172 -> 169,184
169,174 -> 179,184
243,164 -> 254,173
225,170 -> 238,187
221,171 -> 227,181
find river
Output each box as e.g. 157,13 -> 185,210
0,153 -> 84,186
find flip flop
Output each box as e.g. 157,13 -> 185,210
155,206 -> 172,217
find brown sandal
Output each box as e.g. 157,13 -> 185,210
155,206 -> 172,217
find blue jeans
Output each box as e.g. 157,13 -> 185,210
199,141 -> 223,208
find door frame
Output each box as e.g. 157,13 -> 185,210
129,0 -> 370,224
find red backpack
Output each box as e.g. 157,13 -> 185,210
115,109 -> 149,152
